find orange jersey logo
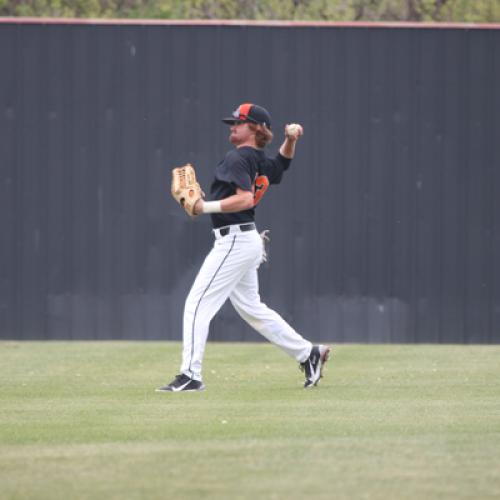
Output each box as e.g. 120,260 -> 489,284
253,175 -> 270,206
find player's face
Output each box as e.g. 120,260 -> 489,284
229,122 -> 255,146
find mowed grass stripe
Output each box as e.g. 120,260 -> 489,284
0,341 -> 499,500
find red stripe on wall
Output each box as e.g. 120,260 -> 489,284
1,17 -> 500,30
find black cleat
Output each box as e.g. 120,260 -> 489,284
156,374 -> 205,393
300,345 -> 331,388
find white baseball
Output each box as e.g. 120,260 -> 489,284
286,123 -> 302,137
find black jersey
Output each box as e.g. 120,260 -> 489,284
209,146 -> 292,229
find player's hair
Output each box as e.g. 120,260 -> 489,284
249,123 -> 273,148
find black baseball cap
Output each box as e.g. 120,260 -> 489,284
222,103 -> 272,129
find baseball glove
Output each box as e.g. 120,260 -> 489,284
171,163 -> 203,217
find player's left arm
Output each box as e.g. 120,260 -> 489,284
279,123 -> 304,159
193,188 -> 252,215
219,188 -> 254,212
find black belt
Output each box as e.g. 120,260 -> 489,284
219,223 -> 255,237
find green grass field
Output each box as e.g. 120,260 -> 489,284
1,341 -> 499,500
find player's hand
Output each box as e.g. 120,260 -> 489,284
285,123 -> 303,141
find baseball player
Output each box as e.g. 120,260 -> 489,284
158,103 -> 330,392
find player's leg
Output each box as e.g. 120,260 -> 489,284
180,235 -> 243,381
157,237 -> 245,392
229,265 -> 312,361
178,233 -> 262,383
229,266 -> 330,387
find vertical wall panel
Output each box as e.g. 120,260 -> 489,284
440,30 -> 466,343
1,20 -> 499,343
465,30 -> 496,343
492,40 -> 500,340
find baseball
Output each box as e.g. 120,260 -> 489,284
286,123 -> 302,137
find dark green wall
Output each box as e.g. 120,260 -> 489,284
1,20 -> 499,342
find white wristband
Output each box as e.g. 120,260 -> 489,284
202,200 -> 223,214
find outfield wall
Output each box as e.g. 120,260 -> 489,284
1,19 -> 500,342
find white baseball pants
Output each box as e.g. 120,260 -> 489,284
180,225 -> 312,381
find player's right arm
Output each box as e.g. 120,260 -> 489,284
279,123 -> 304,159
261,125 -> 302,188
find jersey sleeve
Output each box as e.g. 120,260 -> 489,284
260,153 -> 292,185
